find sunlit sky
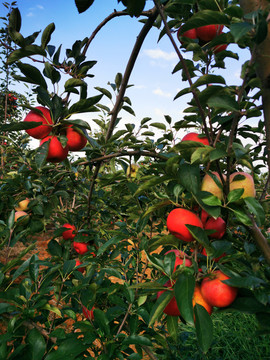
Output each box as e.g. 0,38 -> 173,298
1,0 -> 251,140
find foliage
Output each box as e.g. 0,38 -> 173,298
0,0 -> 270,359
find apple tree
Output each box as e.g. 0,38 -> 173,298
0,0 -> 270,359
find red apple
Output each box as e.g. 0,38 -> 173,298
196,24 -> 224,42
192,284 -> 212,315
62,223 -> 77,240
40,135 -> 69,163
65,124 -> 87,151
24,106 -> 53,139
201,172 -> 224,201
177,27 -> 197,44
73,241 -> 88,255
157,280 -> 180,316
213,44 -> 227,54
75,260 -> 85,273
204,216 -> 226,239
164,249 -> 192,271
82,305 -> 94,320
201,270 -> 238,308
181,132 -> 209,146
229,171 -> 256,199
167,208 -> 203,242
200,209 -> 210,226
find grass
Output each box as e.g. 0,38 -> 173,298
157,311 -> 270,360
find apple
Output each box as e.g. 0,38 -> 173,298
24,106 -> 53,139
75,260 -> 85,273
82,305 -> 94,320
196,24 -> 224,42
201,172 -> 224,200
204,216 -> 226,239
64,124 -> 87,151
15,198 -> 30,211
229,171 -> 256,199
157,280 -> 180,316
126,164 -> 139,178
14,210 -> 29,223
40,135 -> 69,163
164,249 -> 192,271
181,132 -> 209,146
177,27 -> 197,44
213,44 -> 228,54
201,270 -> 238,308
200,209 -> 209,226
73,241 -> 88,255
167,208 -> 203,242
192,284 -> 212,315
62,223 -> 77,240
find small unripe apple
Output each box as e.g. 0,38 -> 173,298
40,135 -> 69,163
181,132 -> 209,146
167,208 -> 203,242
73,241 -> 88,255
229,171 -> 256,199
62,223 -> 77,240
196,24 -> 224,42
201,172 -> 224,200
24,106 -> 53,139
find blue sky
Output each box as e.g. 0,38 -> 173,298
1,1 -> 251,140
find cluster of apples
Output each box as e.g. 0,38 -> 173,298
177,24 -> 227,54
24,106 -> 87,163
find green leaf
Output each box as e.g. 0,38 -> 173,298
41,22 -> 55,49
150,122 -> 166,131
194,304 -> 213,353
207,95 -> 239,111
192,74 -> 226,88
122,105 -> 135,116
135,175 -> 171,196
122,334 -> 152,346
166,315 -> 178,342
93,309 -> 110,336
35,141 -> 49,169
17,62 -> 47,89
175,272 -> 195,325
227,189 -> 244,203
12,257 -> 31,282
178,163 -> 201,195
29,254 -> 39,282
69,94 -> 103,114
186,225 -> 212,254
44,337 -> 88,360
244,197 -> 265,226
26,328 -> 46,360
47,239 -> 62,257
126,0 -> 146,17
230,22 -> 253,42
230,207 -> 252,226
8,7 -> 21,32
64,78 -> 85,91
94,86 -> 112,99
63,260 -> 76,276
149,290 -> 173,326
8,45 -> 46,64
75,0 -> 95,14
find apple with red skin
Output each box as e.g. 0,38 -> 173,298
201,172 -> 224,201
167,208 -> 203,242
164,249 -> 192,271
157,280 -> 180,316
196,24 -> 224,42
24,106 -> 53,139
64,124 -> 87,151
62,223 -> 77,240
204,216 -> 226,239
213,44 -> 228,54
177,27 -> 197,44
73,241 -> 88,255
40,135 -> 69,163
201,270 -> 238,307
82,305 -> 94,320
192,284 -> 212,315
229,171 -> 256,199
181,132 -> 209,146
75,260 -> 85,273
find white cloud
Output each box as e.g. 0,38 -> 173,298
153,87 -> 172,98
26,12 -> 34,17
143,49 -> 177,61
37,5 -> 44,10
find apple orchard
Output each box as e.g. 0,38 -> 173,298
1,0 -> 270,359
